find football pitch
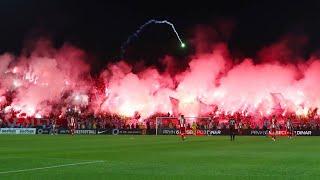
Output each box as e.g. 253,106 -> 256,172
0,135 -> 319,180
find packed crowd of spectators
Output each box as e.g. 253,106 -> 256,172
1,108 -> 320,131
157,114 -> 320,131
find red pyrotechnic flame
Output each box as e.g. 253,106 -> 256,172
0,35 -> 320,123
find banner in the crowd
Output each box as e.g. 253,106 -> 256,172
160,129 -> 179,135
249,130 -> 269,136
96,129 -> 112,135
294,130 -> 314,136
196,129 -> 223,135
159,128 -> 222,136
75,129 -> 96,135
112,129 -> 143,135
54,128 -> 143,135
0,128 -> 36,135
2,127 -> 319,136
159,128 -> 320,136
57,128 -> 70,134
246,130 -> 317,136
36,128 -> 50,134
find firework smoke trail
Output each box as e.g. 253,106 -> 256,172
121,19 -> 185,58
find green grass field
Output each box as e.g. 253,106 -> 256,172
0,135 -> 319,180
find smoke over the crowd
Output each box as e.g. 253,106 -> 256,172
1,34 -> 320,120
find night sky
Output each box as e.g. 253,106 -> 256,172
1,0 -> 320,73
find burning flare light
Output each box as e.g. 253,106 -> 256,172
0,35 -> 320,121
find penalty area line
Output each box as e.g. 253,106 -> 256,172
0,160 -> 104,174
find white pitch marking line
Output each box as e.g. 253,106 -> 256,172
0,160 -> 104,174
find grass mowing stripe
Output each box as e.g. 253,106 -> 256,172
1,136 -> 320,179
0,160 -> 104,174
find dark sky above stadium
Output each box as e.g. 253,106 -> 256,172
1,0 -> 320,72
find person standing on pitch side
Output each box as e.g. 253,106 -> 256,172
286,118 -> 294,139
270,116 -> 277,141
179,115 -> 186,141
229,117 -> 236,141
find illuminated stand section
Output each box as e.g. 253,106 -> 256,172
155,116 -> 212,135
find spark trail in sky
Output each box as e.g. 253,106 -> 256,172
121,19 -> 185,57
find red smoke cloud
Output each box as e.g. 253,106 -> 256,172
1,35 -> 320,121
